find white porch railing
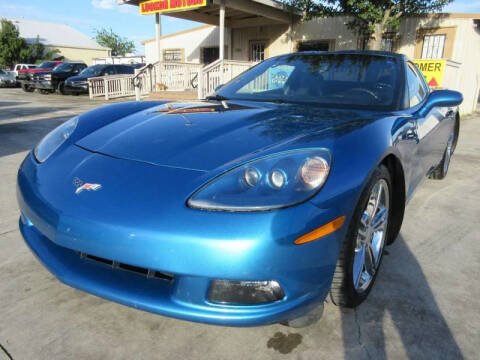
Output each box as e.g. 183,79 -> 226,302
88,59 -> 255,100
155,62 -> 203,91
198,59 -> 255,98
88,74 -> 138,100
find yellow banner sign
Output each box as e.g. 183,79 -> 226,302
413,59 -> 446,88
140,0 -> 208,15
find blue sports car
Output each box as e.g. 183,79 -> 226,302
17,51 -> 462,327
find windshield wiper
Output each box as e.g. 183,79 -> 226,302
206,94 -> 229,101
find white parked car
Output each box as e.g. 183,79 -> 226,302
0,69 -> 16,87
12,63 -> 37,78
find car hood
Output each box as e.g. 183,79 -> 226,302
76,101 -> 382,171
19,68 -> 52,73
0,73 -> 14,80
66,75 -> 88,82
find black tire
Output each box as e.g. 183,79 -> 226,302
429,146 -> 451,180
330,165 -> 392,308
430,126 -> 456,180
58,81 -> 66,95
22,84 -> 34,92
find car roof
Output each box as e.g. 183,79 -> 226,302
280,50 -> 407,60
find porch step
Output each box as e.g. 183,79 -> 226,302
145,91 -> 198,101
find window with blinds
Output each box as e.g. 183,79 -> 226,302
163,49 -> 183,62
250,42 -> 266,62
421,34 -> 446,59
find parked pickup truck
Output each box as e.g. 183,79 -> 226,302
17,60 -> 63,92
12,63 -> 37,78
32,62 -> 87,94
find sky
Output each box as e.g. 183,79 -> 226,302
0,0 -> 479,55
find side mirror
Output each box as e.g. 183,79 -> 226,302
419,90 -> 463,117
214,84 -> 224,92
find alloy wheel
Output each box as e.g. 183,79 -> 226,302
353,179 -> 389,293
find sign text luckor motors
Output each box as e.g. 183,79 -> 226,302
139,0 -> 208,15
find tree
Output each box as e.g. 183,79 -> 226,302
280,0 -> 453,50
0,19 -> 27,68
94,28 -> 135,56
20,36 -> 44,63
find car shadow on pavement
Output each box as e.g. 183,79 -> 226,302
0,115 -> 70,158
0,101 -> 30,107
340,234 -> 464,360
0,106 -> 69,121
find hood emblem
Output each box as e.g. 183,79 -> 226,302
73,177 -> 102,195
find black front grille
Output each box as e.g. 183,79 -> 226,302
79,252 -> 174,281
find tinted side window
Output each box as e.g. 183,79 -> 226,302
118,65 -> 134,74
104,66 -> 117,75
406,63 -> 426,107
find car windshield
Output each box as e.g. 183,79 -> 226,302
38,61 -> 56,69
53,63 -> 73,72
0,69 -> 5,75
79,65 -> 104,77
217,54 -> 401,110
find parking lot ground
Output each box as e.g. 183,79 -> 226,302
1,88 -> 479,360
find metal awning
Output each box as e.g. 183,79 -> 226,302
120,0 -> 296,28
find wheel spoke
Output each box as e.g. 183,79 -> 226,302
364,243 -> 376,276
353,244 -> 366,288
370,233 -> 383,265
372,206 -> 388,231
368,183 -> 382,224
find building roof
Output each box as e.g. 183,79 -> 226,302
7,18 -> 109,50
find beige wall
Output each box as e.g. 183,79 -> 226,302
48,46 -> 111,65
231,24 -> 289,61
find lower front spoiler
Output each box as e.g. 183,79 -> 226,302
63,85 -> 88,94
20,219 -> 329,327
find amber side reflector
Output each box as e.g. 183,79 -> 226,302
294,215 -> 346,245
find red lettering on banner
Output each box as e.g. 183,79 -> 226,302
140,0 -> 206,14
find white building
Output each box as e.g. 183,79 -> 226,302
142,24 -> 230,64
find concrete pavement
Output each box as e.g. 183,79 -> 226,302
0,88 -> 479,360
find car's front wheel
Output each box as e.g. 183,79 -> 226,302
58,81 -> 66,95
22,84 -> 34,92
330,165 -> 392,307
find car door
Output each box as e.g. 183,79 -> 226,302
406,62 -> 448,179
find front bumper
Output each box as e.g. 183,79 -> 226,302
0,79 -> 16,87
64,83 -> 88,94
17,148 -> 351,326
33,80 -> 55,90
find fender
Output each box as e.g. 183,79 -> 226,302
74,101 -> 167,141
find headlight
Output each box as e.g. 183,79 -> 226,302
34,116 -> 78,163
188,149 -> 331,211
44,74 -> 51,81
